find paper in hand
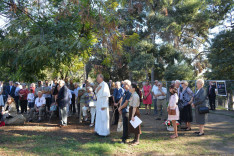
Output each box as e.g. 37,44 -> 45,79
130,116 -> 142,129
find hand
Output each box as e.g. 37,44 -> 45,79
101,107 -> 106,110
114,103 -> 118,106
118,107 -> 121,112
131,116 -> 135,121
191,103 -> 194,108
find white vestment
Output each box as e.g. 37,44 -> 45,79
95,81 -> 110,136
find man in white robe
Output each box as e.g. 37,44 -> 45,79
95,74 -> 110,136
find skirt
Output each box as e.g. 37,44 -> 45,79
128,106 -> 142,134
180,104 -> 193,122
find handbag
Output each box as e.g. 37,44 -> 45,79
198,106 -> 209,114
168,109 -> 176,115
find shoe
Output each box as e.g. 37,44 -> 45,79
197,133 -> 205,136
89,124 -> 94,127
131,141 -> 140,146
181,127 -> 188,129
194,132 -> 200,134
184,128 -> 192,131
28,119 -> 33,122
170,134 -> 178,139
120,141 -> 126,144
59,124 -> 67,128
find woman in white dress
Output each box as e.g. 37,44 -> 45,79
0,81 -> 5,112
167,84 -> 179,139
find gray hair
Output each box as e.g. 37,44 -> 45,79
181,80 -> 188,86
197,79 -> 204,87
86,86 -> 93,92
98,74 -> 104,79
175,80 -> 180,84
59,80 -> 65,85
116,81 -> 121,86
124,80 -> 131,86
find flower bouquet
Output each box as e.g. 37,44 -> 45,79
164,120 -> 180,131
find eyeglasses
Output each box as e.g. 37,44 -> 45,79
181,83 -> 184,84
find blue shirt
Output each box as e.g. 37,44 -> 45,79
113,87 -> 124,102
121,90 -> 132,114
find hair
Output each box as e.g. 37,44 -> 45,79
181,80 -> 188,86
111,82 -> 115,88
86,86 -> 93,92
98,74 -> 104,80
116,81 -> 121,86
131,84 -> 141,102
7,96 -> 15,104
124,80 -> 131,86
197,79 -> 204,87
175,80 -> 180,84
169,84 -> 178,95
158,82 -> 162,86
59,80 -> 65,85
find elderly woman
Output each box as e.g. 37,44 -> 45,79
192,79 -> 207,136
180,80 -> 194,131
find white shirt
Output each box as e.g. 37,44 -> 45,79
27,93 -> 34,103
74,87 -> 81,97
35,97 -> 46,107
151,85 -> 158,99
153,87 -> 167,100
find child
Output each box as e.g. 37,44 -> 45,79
88,86 -> 97,127
27,89 -> 35,111
82,87 -> 96,123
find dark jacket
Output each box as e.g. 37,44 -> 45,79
194,87 -> 207,125
6,86 -> 16,98
207,85 -> 216,98
57,85 -> 69,108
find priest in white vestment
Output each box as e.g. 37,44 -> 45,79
95,74 -> 110,136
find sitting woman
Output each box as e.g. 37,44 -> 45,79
2,96 -> 26,125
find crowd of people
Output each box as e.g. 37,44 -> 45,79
0,76 -> 214,145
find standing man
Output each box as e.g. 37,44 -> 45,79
112,81 -> 124,125
57,80 -> 69,127
151,80 -> 158,116
118,80 -> 132,144
154,82 -> 167,121
6,81 -> 16,98
207,81 -> 216,110
95,74 -> 110,136
35,81 -> 43,97
108,80 -> 112,89
42,80 -> 52,112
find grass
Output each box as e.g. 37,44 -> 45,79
1,129 -> 232,155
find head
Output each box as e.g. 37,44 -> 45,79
22,83 -> 26,89
53,79 -> 58,84
129,83 -> 137,93
86,87 -> 93,93
96,74 -> 104,84
15,82 -> 20,87
45,80 -> 49,86
145,81 -> 149,86
175,80 -> 181,88
181,80 -> 188,88
70,79 -> 73,84
74,83 -> 79,89
38,81 -> 42,87
38,91 -> 42,98
154,80 -> 158,86
7,96 -> 15,104
111,82 -> 115,88
196,79 -> 204,90
116,81 -> 121,88
158,82 -> 163,88
30,89 -> 33,93
169,84 -> 178,95
109,80 -> 112,83
123,80 -> 131,91
9,81 -> 13,86
30,83 -> 36,88
59,80 -> 65,88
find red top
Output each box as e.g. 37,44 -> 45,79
19,89 -> 29,100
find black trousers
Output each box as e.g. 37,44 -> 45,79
113,99 -> 120,124
122,112 -> 129,142
77,102 -> 80,117
45,97 -> 51,111
20,100 -> 27,113
70,94 -> 76,113
209,97 -> 216,110
14,96 -> 19,112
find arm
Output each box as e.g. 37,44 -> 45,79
168,95 -> 177,109
158,87 -> 166,96
118,99 -> 129,113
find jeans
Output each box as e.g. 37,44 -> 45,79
122,112 -> 129,142
59,106 -> 67,126
153,99 -> 157,115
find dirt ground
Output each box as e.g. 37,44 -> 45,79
0,107 -> 234,155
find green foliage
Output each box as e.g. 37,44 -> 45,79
205,29 -> 234,80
